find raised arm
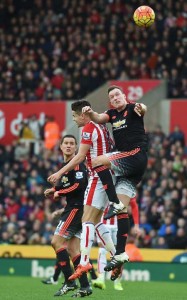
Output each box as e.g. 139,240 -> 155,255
82,106 -> 109,124
48,143 -> 90,184
134,103 -> 147,117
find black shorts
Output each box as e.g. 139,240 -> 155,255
107,148 -> 148,187
54,207 -> 83,239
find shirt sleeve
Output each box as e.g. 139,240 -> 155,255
81,123 -> 94,145
104,109 -> 112,123
128,103 -> 136,111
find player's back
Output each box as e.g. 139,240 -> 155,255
81,121 -> 114,174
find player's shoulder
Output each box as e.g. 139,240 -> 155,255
74,162 -> 87,171
103,109 -> 117,120
105,108 -> 116,114
127,103 -> 136,110
74,163 -> 87,180
83,122 -> 95,131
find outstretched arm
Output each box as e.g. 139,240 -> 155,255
134,103 -> 147,117
48,143 -> 90,184
82,106 -> 109,124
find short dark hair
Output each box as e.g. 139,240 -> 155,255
71,100 -> 91,114
108,85 -> 123,94
60,134 -> 77,145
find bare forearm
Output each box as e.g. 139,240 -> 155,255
90,111 -> 108,124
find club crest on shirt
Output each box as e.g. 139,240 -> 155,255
123,111 -> 128,117
75,172 -> 83,179
82,132 -> 91,140
61,176 -> 68,183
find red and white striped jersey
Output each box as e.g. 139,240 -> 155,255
101,206 -> 117,226
81,121 -> 114,177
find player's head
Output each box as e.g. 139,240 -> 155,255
60,134 -> 77,158
71,100 -> 91,127
108,85 -> 127,110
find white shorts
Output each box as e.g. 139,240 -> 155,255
84,176 -> 109,211
115,178 -> 136,198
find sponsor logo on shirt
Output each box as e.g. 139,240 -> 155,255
113,119 -> 126,128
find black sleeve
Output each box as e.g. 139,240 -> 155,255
105,109 -> 112,123
55,163 -> 88,195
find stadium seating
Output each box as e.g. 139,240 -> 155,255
0,0 -> 186,101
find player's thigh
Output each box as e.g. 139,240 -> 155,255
92,154 -> 111,168
84,177 -> 109,214
106,149 -> 147,178
82,205 -> 103,224
116,178 -> 136,205
54,208 -> 83,240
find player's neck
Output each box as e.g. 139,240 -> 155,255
64,154 -> 75,163
117,104 -> 126,112
84,115 -> 91,124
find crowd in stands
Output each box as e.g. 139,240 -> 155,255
0,123 -> 187,250
0,0 -> 187,101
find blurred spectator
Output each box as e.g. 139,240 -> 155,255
1,123 -> 187,250
126,237 -> 143,261
139,213 -> 153,234
18,120 -> 35,154
167,228 -> 187,249
29,115 -> 41,140
158,216 -> 177,237
44,116 -> 60,150
0,1 -> 186,101
14,141 -> 30,161
154,237 -> 168,249
169,125 -> 185,147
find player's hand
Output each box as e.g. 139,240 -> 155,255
134,103 -> 147,116
82,106 -> 93,114
51,211 -> 60,219
44,188 -> 54,197
134,224 -> 141,237
53,191 -> 60,200
134,103 -> 142,116
51,208 -> 64,219
48,172 -> 61,184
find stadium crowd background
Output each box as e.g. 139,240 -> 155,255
0,0 -> 187,101
0,122 -> 187,249
0,0 -> 187,250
